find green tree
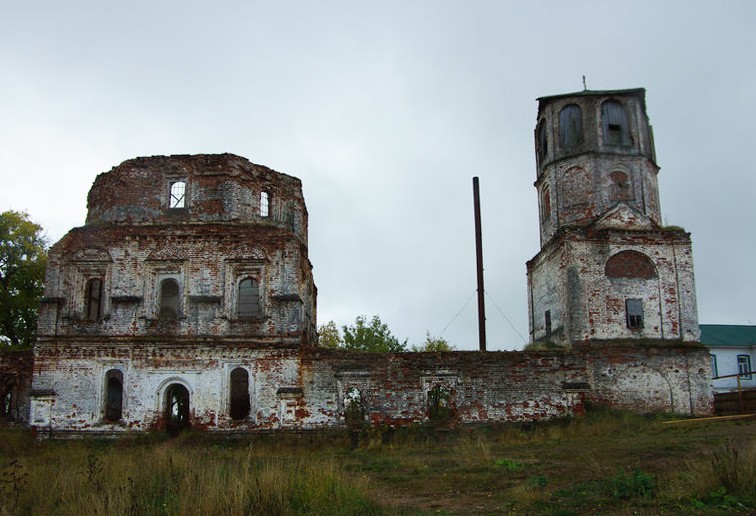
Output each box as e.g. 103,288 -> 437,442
0,211 -> 48,348
411,332 -> 455,352
317,320 -> 343,348
342,315 -> 407,353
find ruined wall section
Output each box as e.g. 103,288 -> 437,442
38,226 -> 313,343
29,344 -> 712,436
528,225 -> 698,345
535,89 -> 661,247
29,344 -> 306,434
580,343 -> 713,415
300,350 -> 593,428
37,154 -> 316,346
538,155 -> 661,244
0,350 -> 33,424
85,154 -> 307,246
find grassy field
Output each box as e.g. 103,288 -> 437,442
0,408 -> 754,515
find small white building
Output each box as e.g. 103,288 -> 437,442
700,325 -> 756,393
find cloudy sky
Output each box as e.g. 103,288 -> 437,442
2,1 -> 754,350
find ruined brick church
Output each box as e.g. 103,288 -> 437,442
12,88 -> 712,435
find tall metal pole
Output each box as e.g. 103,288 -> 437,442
473,177 -> 487,351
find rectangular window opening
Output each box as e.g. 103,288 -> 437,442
260,191 -> 269,217
625,299 -> 644,329
737,355 -> 752,380
544,310 -> 552,335
710,354 -> 718,379
608,124 -> 623,145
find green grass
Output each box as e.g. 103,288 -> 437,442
0,409 -> 754,514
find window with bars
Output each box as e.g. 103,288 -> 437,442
625,299 -> 644,329
169,181 -> 186,208
237,278 -> 260,318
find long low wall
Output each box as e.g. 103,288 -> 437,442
4,342 -> 713,436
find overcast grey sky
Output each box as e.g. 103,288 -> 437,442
2,1 -> 754,350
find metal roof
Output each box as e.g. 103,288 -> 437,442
700,324 -> 756,348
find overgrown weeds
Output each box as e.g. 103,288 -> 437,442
0,410 -> 753,514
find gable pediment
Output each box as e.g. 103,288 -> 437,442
592,203 -> 658,231
146,243 -> 188,261
228,244 -> 267,261
72,247 -> 112,262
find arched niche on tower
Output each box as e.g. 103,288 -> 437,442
605,250 -> 657,279
608,166 -> 634,202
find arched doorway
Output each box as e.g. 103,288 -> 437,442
229,367 -> 251,420
165,383 -> 190,434
104,369 -> 123,422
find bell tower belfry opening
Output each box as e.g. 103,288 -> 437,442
526,88 -> 699,346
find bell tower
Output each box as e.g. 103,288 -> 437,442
526,88 -> 699,346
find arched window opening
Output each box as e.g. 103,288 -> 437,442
260,191 -> 270,217
602,100 -> 632,146
105,369 -> 123,422
169,181 -> 186,208
540,185 -> 551,223
85,278 -> 103,321
536,120 -> 548,163
605,251 -> 657,279
159,278 -> 180,320
165,383 -> 190,434
229,367 -> 251,420
559,104 -> 583,149
609,171 -> 633,201
237,278 -> 260,318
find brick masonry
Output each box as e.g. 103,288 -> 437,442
2,88 -> 713,435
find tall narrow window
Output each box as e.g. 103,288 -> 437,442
159,278 -> 180,320
545,310 -> 552,335
626,299 -> 644,329
237,278 -> 260,318
536,120 -> 548,163
260,191 -> 270,217
344,387 -> 365,429
559,104 -> 583,149
229,367 -> 251,420
104,369 -> 123,422
541,185 -> 551,223
85,278 -> 103,321
602,100 -> 632,146
738,355 -> 752,380
710,354 -> 718,379
169,181 -> 186,208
